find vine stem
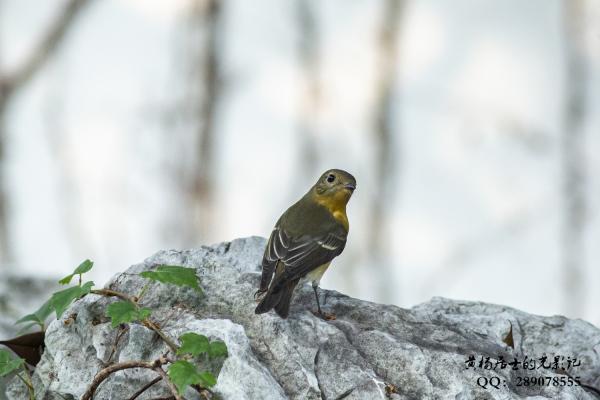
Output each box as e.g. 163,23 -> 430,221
90,288 -> 179,352
105,325 -> 129,365
81,356 -> 182,400
23,367 -> 35,400
16,370 -> 34,400
90,289 -> 132,303
136,282 -> 151,302
143,319 -> 179,353
88,286 -> 213,398
128,376 -> 162,400
153,365 -> 183,400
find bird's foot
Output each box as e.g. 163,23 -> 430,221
254,289 -> 267,302
312,310 -> 336,320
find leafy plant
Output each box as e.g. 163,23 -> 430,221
3,260 -> 226,400
177,332 -> 228,360
0,349 -> 34,400
208,340 -> 228,359
0,349 -> 23,377
177,333 -> 209,356
50,281 -> 94,318
15,300 -> 53,331
106,301 -> 151,328
58,259 -> 94,285
168,360 -> 216,394
170,332 -> 227,394
15,261 -> 95,333
140,265 -> 202,293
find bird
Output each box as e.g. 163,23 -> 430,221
254,169 -> 356,320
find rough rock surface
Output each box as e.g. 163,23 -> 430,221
5,237 -> 600,399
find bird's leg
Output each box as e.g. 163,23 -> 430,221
312,284 -> 322,314
312,283 -> 336,320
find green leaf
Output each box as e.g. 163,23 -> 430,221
177,333 -> 209,357
168,360 -> 207,394
198,371 -> 217,387
0,350 -> 24,377
59,259 -> 94,285
50,281 -> 94,318
16,323 -> 39,336
73,259 -> 94,275
105,301 -> 151,328
208,340 -> 228,359
140,266 -> 201,293
15,299 -> 53,327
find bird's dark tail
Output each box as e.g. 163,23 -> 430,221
255,279 -> 299,319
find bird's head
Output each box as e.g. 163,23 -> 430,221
312,169 -> 356,206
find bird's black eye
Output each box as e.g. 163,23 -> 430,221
326,174 -> 335,183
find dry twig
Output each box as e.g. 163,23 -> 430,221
128,376 -> 162,400
81,356 -> 181,400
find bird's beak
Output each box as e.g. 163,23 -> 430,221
344,183 -> 356,192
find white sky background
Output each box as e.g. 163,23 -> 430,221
0,0 -> 598,325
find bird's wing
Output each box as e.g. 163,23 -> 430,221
262,226 -> 346,291
257,227 -> 285,293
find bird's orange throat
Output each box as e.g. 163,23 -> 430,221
313,190 -> 350,230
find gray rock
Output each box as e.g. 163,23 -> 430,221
5,237 -> 600,399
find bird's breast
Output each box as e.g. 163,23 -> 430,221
332,210 -> 349,231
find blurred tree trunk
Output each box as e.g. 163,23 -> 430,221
0,0 -> 93,265
370,0 -> 404,303
295,0 -> 319,184
0,98 -> 7,264
183,0 -> 223,244
44,68 -> 92,262
561,0 -> 588,317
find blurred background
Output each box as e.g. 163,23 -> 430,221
0,0 -> 598,327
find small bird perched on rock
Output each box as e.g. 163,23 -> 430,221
255,169 -> 356,320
